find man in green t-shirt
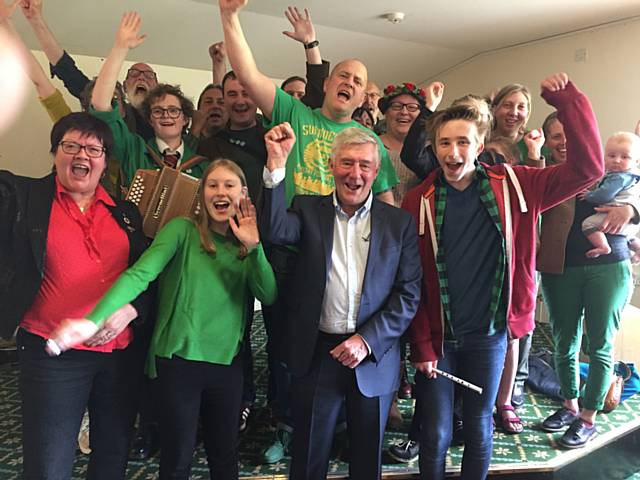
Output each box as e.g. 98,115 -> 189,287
218,0 -> 398,206
218,0 -> 400,465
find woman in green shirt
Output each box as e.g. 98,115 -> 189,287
50,159 -> 277,479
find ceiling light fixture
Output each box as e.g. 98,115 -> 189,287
385,12 -> 405,24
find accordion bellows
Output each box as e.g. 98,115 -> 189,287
127,167 -> 201,237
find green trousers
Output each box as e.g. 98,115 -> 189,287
540,260 -> 632,411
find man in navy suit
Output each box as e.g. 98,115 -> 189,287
259,122 -> 422,479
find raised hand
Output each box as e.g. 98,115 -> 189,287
115,11 -> 146,50
0,0 -> 20,22
541,72 -> 569,93
265,122 -> 296,171
209,41 -> 226,64
19,0 -> 40,21
424,81 -> 445,112
218,0 -> 248,15
229,197 -> 260,251
283,6 -> 315,44
524,128 -> 545,159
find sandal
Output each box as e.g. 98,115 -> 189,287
495,404 -> 523,434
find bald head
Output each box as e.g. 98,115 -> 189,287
321,59 -> 369,123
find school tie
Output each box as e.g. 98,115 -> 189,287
163,150 -> 180,169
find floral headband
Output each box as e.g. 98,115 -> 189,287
379,82 -> 426,114
383,83 -> 426,100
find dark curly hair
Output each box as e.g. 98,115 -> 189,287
141,84 -> 195,129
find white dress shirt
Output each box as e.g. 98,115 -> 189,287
263,166 -> 372,348
318,192 -> 372,334
156,138 -> 185,167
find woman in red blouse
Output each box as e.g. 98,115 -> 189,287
0,112 -> 149,479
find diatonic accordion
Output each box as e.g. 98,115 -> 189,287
126,167 -> 201,237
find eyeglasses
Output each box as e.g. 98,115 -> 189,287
126,68 -> 157,81
388,102 -> 420,112
58,141 -> 106,158
150,107 -> 183,119
364,92 -> 381,100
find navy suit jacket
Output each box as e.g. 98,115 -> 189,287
259,182 -> 422,397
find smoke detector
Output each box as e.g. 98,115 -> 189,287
385,12 -> 405,24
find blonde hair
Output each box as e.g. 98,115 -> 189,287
491,83 -> 531,138
193,159 -> 249,258
607,131 -> 640,159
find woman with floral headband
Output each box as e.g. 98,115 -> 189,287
379,82 -> 436,207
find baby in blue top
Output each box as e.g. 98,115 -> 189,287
581,132 -> 640,260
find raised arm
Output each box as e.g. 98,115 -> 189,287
92,12 -> 146,112
20,0 -> 62,65
21,0 -> 90,99
219,0 -> 276,119
400,106 -> 437,179
518,73 -> 604,212
523,128 -> 546,168
209,41 -> 226,85
283,6 -> 321,65
258,123 -> 302,243
1,1 -> 56,99
400,81 -> 444,179
282,5 -> 327,108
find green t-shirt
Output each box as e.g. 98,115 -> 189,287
264,88 -> 399,204
87,217 -> 277,377
90,106 -> 210,188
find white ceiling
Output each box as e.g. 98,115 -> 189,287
12,0 -> 640,87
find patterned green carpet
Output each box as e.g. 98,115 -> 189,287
1,319 -> 639,479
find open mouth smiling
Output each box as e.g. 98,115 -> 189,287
134,84 -> 148,95
213,200 -> 231,212
71,163 -> 90,178
337,89 -> 352,101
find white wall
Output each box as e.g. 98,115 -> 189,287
3,18 -> 640,176
0,51 -> 216,177
430,18 -> 640,138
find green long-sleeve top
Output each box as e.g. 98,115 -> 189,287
87,217 -> 277,378
90,105 -> 210,187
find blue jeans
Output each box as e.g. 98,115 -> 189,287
415,330 -> 507,480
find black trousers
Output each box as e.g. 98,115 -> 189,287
17,328 -> 141,480
154,354 -> 243,480
290,333 -> 394,480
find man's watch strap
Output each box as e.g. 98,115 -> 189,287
304,40 -> 319,50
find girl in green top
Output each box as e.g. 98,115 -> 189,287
51,159 -> 277,479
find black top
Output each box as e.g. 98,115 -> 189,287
564,199 -> 629,267
441,180 -> 501,337
198,124 -> 267,202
